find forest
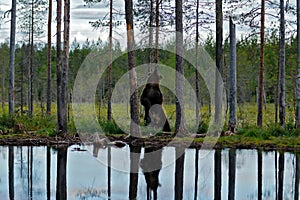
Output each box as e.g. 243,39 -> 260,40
0,0 -> 300,144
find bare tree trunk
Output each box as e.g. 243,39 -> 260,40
56,0 -> 62,133
28,32 -> 32,116
47,0 -> 52,116
195,0 -> 200,127
8,0 -> 16,115
257,0 -> 265,127
215,0 -> 223,126
29,0 -> 34,116
2,60 -> 5,111
296,0 -> 300,128
275,49 -> 280,124
228,17 -> 237,130
107,0 -> 113,121
279,0 -> 286,127
148,0 -> 154,73
60,0 -> 70,134
125,0 -> 141,137
175,0 -> 186,134
154,0 -> 159,64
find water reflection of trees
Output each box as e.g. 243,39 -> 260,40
2,146 -> 300,199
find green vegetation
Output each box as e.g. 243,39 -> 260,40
0,103 -> 299,149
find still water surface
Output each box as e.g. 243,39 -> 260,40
0,145 -> 299,200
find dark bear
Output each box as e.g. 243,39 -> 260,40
140,68 -> 171,132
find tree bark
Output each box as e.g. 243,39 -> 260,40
56,0 -> 62,132
257,0 -> 265,127
129,146 -> 141,199
195,0 -> 200,127
47,0 -> 52,116
107,0 -> 113,121
175,0 -> 186,134
215,0 -> 223,126
148,0 -> 154,73
60,0 -> 70,134
125,0 -> 141,137
278,152 -> 284,200
8,146 -> 14,200
8,0 -> 17,115
279,0 -> 285,127
296,0 -> 300,128
29,0 -> 34,116
228,17 -> 237,130
154,0 -> 159,64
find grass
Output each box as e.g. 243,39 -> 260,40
0,103 -> 299,150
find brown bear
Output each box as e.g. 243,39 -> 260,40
140,68 -> 171,132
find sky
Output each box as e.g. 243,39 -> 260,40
0,0 -> 297,46
0,0 -> 126,45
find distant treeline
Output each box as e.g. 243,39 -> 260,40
0,33 -> 297,112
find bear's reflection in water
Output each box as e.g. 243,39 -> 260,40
140,147 -> 163,200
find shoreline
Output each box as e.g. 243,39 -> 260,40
0,133 -> 299,152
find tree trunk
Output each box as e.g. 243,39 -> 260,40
257,0 -> 265,127
279,0 -> 285,127
107,0 -> 113,121
195,0 -> 200,127
175,0 -> 186,134
148,0 -> 154,73
125,0 -> 141,137
154,0 -> 159,64
215,0 -> 223,126
29,0 -> 34,116
46,147 -> 51,200
56,0 -> 62,133
8,0 -> 16,115
60,0 -> 70,134
28,32 -> 32,116
2,60 -> 5,111
296,0 -> 300,128
47,0 -> 52,116
194,149 -> 199,200
228,17 -> 237,130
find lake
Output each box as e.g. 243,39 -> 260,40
0,145 -> 299,199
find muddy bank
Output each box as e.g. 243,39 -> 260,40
0,133 -> 299,152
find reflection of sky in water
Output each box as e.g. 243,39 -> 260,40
0,145 -> 298,199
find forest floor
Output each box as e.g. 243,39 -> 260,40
0,132 -> 299,152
